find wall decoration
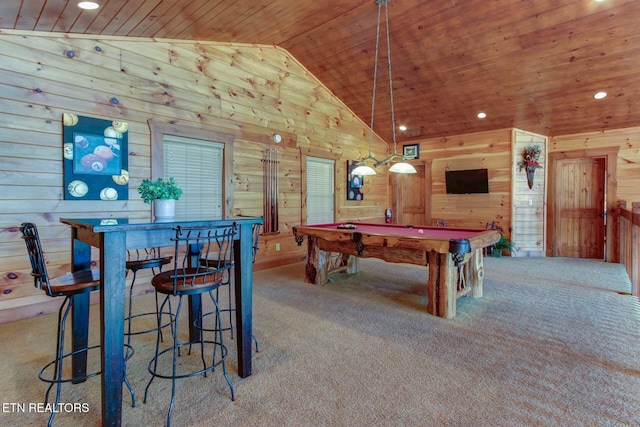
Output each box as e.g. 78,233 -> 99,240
403,143 -> 420,159
347,160 -> 364,201
263,148 -> 279,233
517,144 -> 542,189
63,114 -> 129,200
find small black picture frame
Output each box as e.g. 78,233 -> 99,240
347,160 -> 364,201
403,143 -> 420,159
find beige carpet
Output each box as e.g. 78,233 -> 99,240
1,256 -> 639,426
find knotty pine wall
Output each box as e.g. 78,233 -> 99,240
2,30 -> 639,323
549,127 -> 640,203
512,129 -> 547,257
410,128 -> 514,233
0,30 -> 391,322
409,125 -> 640,259
550,127 -> 640,261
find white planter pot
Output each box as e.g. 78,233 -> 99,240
153,199 -> 176,221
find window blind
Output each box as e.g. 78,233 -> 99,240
306,157 -> 334,224
163,135 -> 224,219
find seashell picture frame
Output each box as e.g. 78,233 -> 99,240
62,113 -> 129,201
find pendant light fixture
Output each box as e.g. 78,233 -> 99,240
352,0 -> 416,176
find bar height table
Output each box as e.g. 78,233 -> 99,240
60,216 -> 263,427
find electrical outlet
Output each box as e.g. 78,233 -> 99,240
528,199 -> 533,206
275,243 -> 281,251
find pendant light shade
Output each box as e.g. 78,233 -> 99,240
352,164 -> 377,176
389,161 -> 417,174
352,0 -> 417,176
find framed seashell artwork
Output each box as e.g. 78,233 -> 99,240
347,160 -> 364,201
62,113 -> 129,200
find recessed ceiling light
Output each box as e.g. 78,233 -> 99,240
594,91 -> 607,100
78,2 -> 100,10
477,112 -> 487,119
398,125 -> 407,131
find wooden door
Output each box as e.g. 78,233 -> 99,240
554,157 -> 606,258
393,163 -> 431,226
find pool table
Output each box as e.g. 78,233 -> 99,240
293,222 -> 501,318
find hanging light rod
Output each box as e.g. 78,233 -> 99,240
375,153 -> 405,167
352,0 -> 416,176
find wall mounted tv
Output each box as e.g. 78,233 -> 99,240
445,168 -> 489,194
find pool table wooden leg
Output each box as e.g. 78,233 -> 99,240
305,236 -> 329,284
426,251 -> 457,318
470,249 -> 484,298
346,254 -> 358,273
305,238 -> 361,284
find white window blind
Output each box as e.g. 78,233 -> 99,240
163,135 -> 224,219
306,157 -> 334,224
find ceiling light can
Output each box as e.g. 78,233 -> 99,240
78,2 -> 100,10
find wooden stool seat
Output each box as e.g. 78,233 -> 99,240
152,268 -> 224,294
46,269 -> 101,295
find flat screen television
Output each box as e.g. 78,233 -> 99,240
445,168 -> 489,194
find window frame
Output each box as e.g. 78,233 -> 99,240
299,147 -> 340,225
148,119 -> 235,219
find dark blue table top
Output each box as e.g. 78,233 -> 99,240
61,216 -> 263,232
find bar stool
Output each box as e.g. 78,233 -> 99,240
19,222 -> 135,427
143,223 -> 237,427
199,222 -> 261,351
125,248 -> 173,346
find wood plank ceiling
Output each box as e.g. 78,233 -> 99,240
1,0 -> 639,143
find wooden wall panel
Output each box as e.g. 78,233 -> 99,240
511,129 -> 547,257
550,127 -> 640,203
2,29 -> 639,322
407,129 -> 513,230
548,128 -> 639,261
0,30 -> 389,321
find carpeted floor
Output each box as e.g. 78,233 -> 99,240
1,256 -> 639,426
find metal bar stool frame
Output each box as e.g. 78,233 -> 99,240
125,247 -> 174,346
20,222 -> 135,427
143,224 -> 237,427
199,222 -> 262,351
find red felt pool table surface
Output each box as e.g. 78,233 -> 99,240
293,222 -> 501,318
294,222 -> 500,255
308,222 -> 484,240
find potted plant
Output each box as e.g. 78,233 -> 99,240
138,177 -> 183,220
492,234 -> 517,257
